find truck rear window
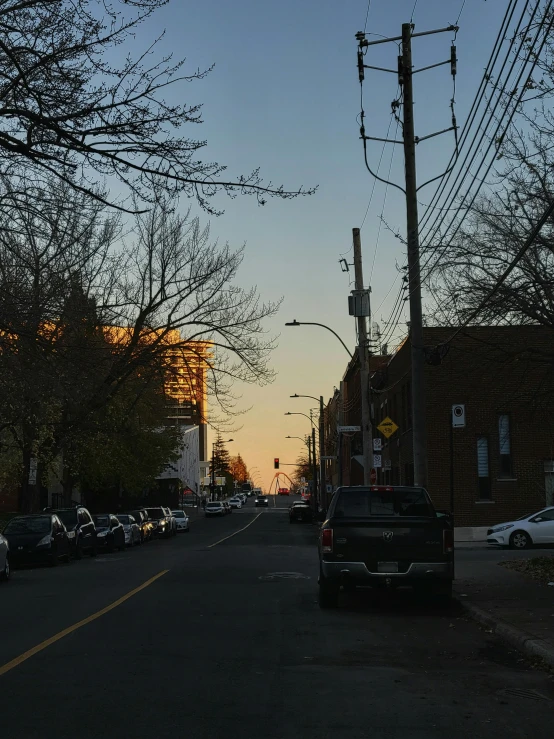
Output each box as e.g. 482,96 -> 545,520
334,488 -> 434,518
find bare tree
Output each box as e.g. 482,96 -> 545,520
0,0 -> 314,214
0,184 -> 281,510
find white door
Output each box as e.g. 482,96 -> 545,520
531,509 -> 554,543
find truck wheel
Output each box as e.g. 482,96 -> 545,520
318,576 -> 339,609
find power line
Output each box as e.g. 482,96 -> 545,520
417,0 -> 522,238
419,0 -> 552,279
363,0 -> 371,33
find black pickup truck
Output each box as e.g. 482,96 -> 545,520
317,485 -> 454,608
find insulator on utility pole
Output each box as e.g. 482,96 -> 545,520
398,56 -> 404,86
450,45 -> 457,77
357,50 -> 365,83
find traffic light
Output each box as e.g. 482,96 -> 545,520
274,458 -> 279,469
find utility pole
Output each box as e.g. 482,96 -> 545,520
401,23 -> 427,488
356,23 -> 457,488
352,227 -> 373,485
311,426 -> 318,515
319,395 -> 325,514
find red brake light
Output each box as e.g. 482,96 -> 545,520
321,528 -> 333,553
443,528 -> 454,553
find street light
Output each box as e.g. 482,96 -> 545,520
285,319 -> 353,359
211,438 -> 234,501
284,411 -> 316,428
291,393 -> 327,515
286,317 -> 373,486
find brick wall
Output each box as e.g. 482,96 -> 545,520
375,326 -> 554,526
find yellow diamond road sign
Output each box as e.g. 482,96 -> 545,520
377,416 -> 399,439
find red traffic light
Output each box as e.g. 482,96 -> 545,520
274,458 -> 279,469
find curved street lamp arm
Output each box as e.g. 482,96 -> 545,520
285,321 -> 353,359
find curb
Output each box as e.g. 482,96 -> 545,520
455,596 -> 554,670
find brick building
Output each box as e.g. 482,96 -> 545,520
326,326 -> 554,526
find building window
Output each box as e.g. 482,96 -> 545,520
477,436 -> 491,499
498,414 -> 512,477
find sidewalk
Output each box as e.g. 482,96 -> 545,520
455,553 -> 554,669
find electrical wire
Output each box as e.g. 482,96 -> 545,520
417,0 -> 522,239
420,1 -> 553,280
363,0 -> 371,33
419,0 -> 539,255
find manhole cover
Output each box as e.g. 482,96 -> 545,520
258,572 -> 311,581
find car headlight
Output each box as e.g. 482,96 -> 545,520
36,534 -> 53,547
492,524 -> 514,533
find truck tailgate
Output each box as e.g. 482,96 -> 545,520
331,517 -> 446,572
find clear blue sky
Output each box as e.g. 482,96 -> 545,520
128,0 -> 510,487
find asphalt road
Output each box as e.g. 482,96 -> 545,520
1,496 -> 553,739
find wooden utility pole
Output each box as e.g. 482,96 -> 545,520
401,23 -> 427,487
352,227 -> 374,485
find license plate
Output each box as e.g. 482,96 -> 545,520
378,562 -> 398,573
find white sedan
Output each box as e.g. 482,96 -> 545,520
171,510 -> 190,532
487,506 -> 554,549
0,530 -> 9,581
228,497 -> 243,509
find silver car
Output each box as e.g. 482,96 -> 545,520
0,530 -> 10,581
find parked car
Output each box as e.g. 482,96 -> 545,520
144,507 -> 171,539
289,501 -> 313,523
171,510 -> 190,532
228,497 -> 243,509
205,501 -> 226,517
117,514 -> 141,546
93,514 -> 126,552
3,514 -> 71,567
51,506 -> 97,558
487,506 -> 554,549
127,509 -> 153,542
255,496 -> 269,507
237,493 -> 248,504
163,507 -> 177,537
318,485 -> 454,608
0,529 -> 10,581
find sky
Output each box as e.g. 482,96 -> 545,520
127,0 -> 513,490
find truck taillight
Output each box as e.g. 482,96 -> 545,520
321,528 -> 333,553
443,528 -> 454,553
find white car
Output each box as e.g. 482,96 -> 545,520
0,530 -> 9,581
205,501 -> 225,517
228,497 -> 242,509
116,514 -> 141,546
487,506 -> 554,549
171,510 -> 190,532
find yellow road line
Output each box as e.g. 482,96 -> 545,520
0,569 -> 168,677
207,512 -> 263,548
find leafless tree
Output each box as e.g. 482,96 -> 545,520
0,182 -> 281,510
0,0 -> 314,214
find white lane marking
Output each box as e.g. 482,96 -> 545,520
207,512 -> 263,548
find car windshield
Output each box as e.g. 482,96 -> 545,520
334,488 -> 435,518
206,503 -> 221,508
5,516 -> 52,534
146,508 -> 164,519
93,515 -> 110,528
117,515 -> 130,524
257,497 -> 266,501
129,512 -> 143,522
55,509 -> 78,527
172,511 -> 185,518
